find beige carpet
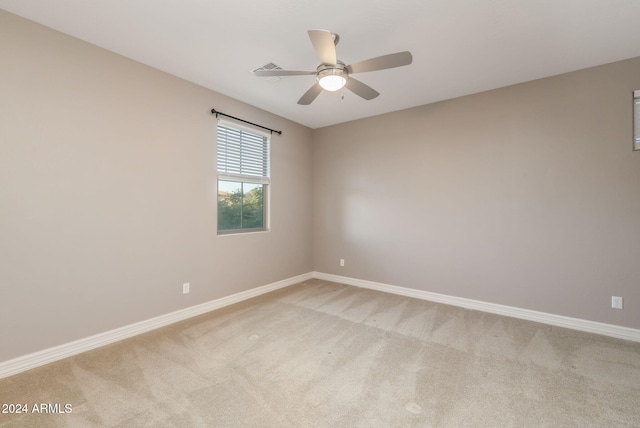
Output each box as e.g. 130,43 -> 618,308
1,279 -> 639,427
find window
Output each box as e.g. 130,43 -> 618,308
634,90 -> 640,151
217,121 -> 270,234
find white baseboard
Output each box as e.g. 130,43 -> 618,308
3,270 -> 638,380
0,272 -> 313,380
312,271 -> 640,343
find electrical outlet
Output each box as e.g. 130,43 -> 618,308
611,296 -> 623,309
183,283 -> 190,294
340,259 -> 345,267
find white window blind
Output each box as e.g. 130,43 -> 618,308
217,122 -> 270,183
634,90 -> 640,151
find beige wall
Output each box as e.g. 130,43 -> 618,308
0,10 -> 313,362
3,8 -> 640,365
313,57 -> 640,329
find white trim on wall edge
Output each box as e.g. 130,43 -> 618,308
312,272 -> 640,343
3,270 -> 638,380
0,272 -> 313,380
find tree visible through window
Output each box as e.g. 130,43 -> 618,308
216,122 -> 270,233
218,181 -> 264,231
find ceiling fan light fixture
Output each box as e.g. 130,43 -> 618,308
255,30 -> 412,105
317,67 -> 347,91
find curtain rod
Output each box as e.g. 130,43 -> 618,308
211,109 -> 282,136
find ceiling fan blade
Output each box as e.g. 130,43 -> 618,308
254,69 -> 315,77
345,78 -> 380,100
346,51 -> 413,74
308,30 -> 337,65
298,82 -> 323,105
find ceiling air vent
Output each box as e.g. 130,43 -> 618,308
253,62 -> 284,83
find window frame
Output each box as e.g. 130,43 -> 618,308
216,120 -> 270,235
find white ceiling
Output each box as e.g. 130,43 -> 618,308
2,0 -> 640,129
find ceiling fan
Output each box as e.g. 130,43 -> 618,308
254,30 -> 413,105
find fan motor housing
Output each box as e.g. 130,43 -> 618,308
316,61 -> 348,91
